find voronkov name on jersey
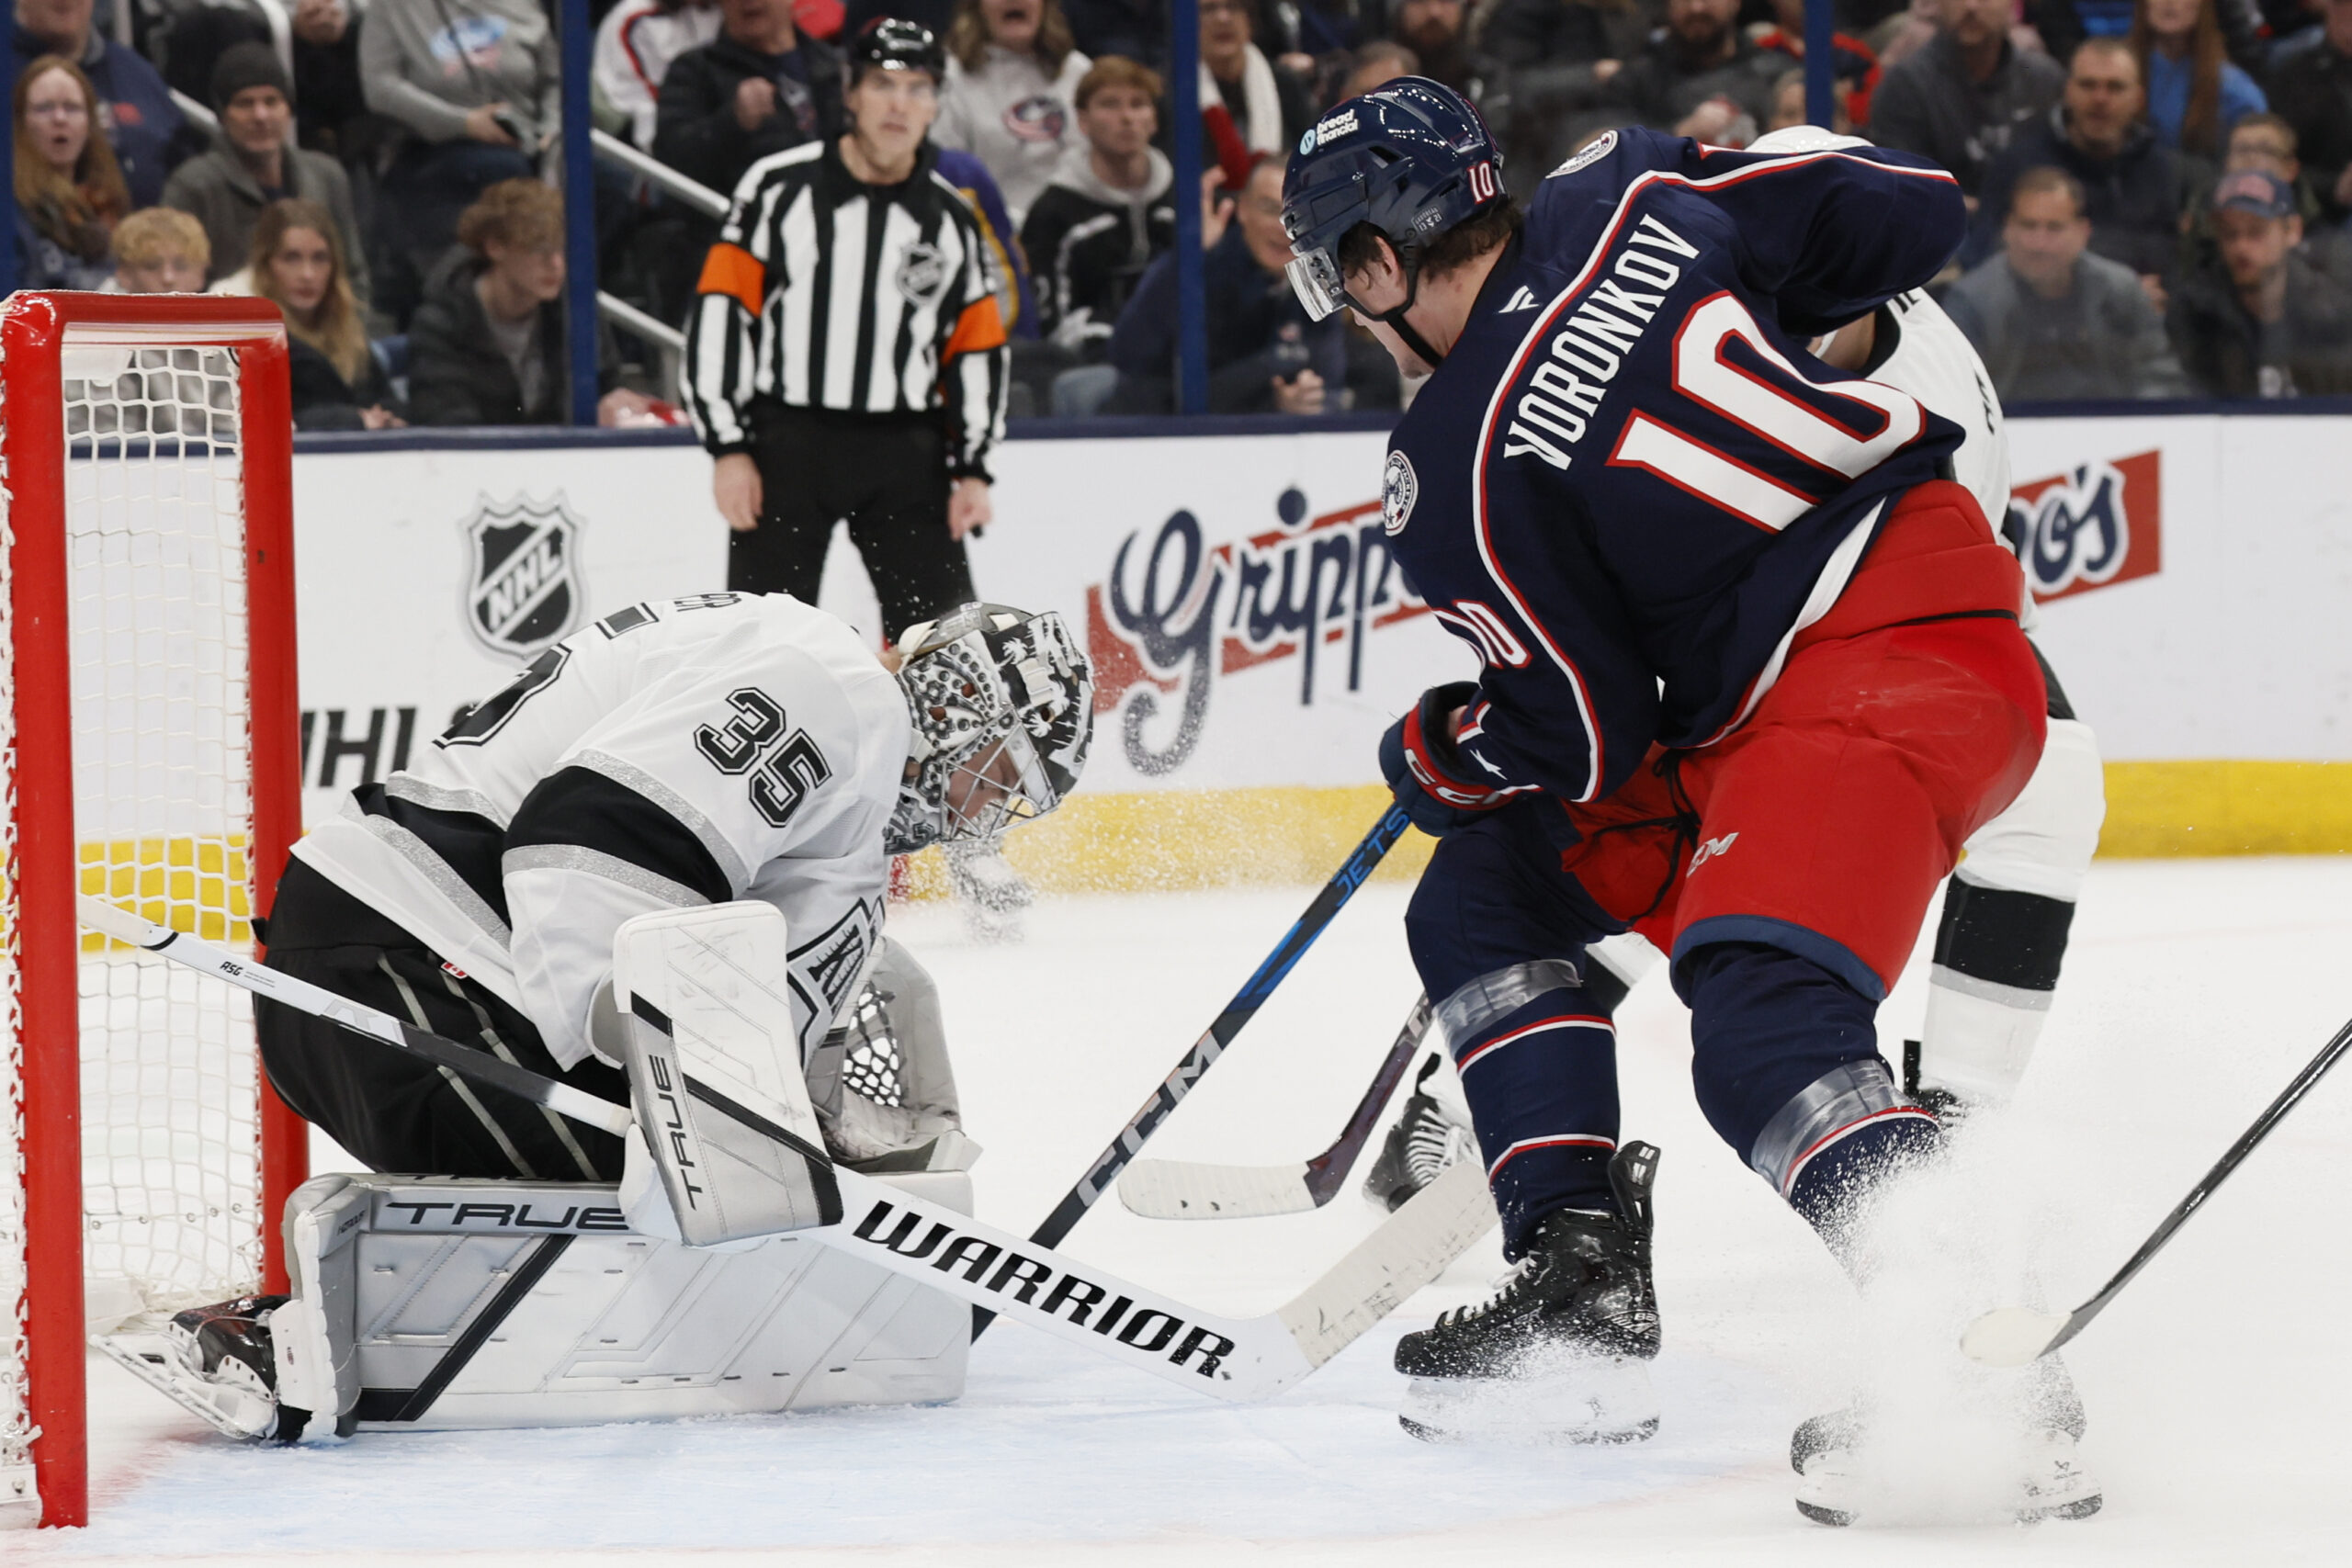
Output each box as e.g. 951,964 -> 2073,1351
1502,214 -> 1701,472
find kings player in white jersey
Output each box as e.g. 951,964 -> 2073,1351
112,594 -> 1091,1443
259,592 -> 1091,1180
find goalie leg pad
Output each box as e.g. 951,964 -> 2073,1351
268,1172 -> 972,1435
611,903 -> 842,1247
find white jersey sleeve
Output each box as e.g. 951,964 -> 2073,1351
293,593 -> 910,1070
1869,289 -> 2011,535
503,619 -> 904,1068
1861,290 -> 2036,629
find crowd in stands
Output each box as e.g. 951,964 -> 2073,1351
18,0 -> 2352,420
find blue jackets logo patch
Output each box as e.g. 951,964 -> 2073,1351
1382,450 -> 1419,536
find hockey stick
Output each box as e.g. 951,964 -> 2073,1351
77,896 -> 633,1136
1116,991 -> 1433,1219
975,802 -> 1415,1334
78,893 -> 1494,1402
1962,1008 -> 2352,1367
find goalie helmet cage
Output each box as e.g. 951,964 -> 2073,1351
0,294 -> 307,1528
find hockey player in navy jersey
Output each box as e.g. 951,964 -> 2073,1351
1285,85 -> 2092,1520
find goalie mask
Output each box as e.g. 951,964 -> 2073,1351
887,604 -> 1092,854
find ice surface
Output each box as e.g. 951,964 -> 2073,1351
15,857 -> 2352,1564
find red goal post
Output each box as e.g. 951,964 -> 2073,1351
1,294 -> 309,1528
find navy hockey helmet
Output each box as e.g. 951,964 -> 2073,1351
1280,77 -> 1504,360
850,17 -> 947,85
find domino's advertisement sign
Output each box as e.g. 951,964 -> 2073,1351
286,412 -> 2352,823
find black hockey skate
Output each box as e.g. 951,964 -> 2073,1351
97,1293 -> 301,1442
1395,1142 -> 1662,1445
1792,1357 -> 2098,1526
1362,1054 -> 1475,1213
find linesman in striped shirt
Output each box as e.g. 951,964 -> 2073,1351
684,18 -> 1010,635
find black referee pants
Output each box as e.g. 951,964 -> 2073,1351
730,403 -> 978,640
254,858 -> 627,1181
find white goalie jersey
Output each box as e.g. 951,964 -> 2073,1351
292,592 -> 910,1071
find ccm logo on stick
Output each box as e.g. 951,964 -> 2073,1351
850,1201 -> 1238,1378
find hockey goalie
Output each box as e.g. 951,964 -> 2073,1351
108,593 -> 1092,1442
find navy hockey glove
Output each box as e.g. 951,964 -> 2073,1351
1379,682 -> 1510,837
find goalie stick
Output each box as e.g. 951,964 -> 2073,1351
1116,992 -> 1433,1219
78,893 -> 1494,1401
1962,1007 -> 2352,1368
976,803 -> 1414,1332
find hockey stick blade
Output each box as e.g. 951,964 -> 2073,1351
1118,992 -> 1434,1220
975,805 -> 1413,1333
1958,1308 -> 2071,1368
1960,1009 -> 2352,1366
83,895 -> 1491,1400
77,896 -> 633,1138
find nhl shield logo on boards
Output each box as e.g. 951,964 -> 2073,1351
1382,450 -> 1419,536
461,493 -> 584,658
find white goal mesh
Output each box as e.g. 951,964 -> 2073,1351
2,311 -> 297,1523
68,346 -> 266,1320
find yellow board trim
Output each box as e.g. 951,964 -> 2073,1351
69,761 -> 2349,931
2098,761 -> 2352,858
903,761 -> 2352,897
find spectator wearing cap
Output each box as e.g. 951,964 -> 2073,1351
1970,39 -> 2188,305
161,43 -> 369,300
12,0 -> 199,207
2179,112 -> 2352,290
2169,167 -> 2352,395
1943,166 -> 2189,399
2269,0 -> 2352,224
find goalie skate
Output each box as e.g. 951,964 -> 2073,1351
1362,1053 -> 1475,1213
1394,1142 -> 1662,1445
97,1295 -> 291,1442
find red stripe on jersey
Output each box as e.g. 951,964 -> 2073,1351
1780,1105 -> 1939,1196
1487,1134 -> 1617,1179
1456,1013 -> 1615,1075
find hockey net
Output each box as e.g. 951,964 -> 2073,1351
0,297 -> 306,1528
